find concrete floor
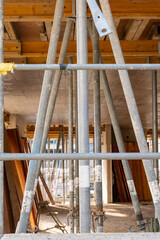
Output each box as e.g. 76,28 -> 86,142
38,202 -> 154,233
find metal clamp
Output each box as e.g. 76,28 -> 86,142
86,0 -> 112,37
91,210 -> 107,233
67,209 -> 78,226
129,219 -> 148,232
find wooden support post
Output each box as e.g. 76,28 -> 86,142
39,172 -> 55,205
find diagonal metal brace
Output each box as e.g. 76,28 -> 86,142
86,0 -> 112,37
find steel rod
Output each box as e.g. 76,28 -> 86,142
17,0 -> 65,233
0,0 -> 4,234
100,0 -> 160,225
88,18 -> 144,227
152,70 -> 158,180
1,152 -> 160,161
91,20 -> 103,233
68,57 -> 74,233
152,70 -> 158,219
47,138 -> 51,188
65,137 -> 68,200
100,68 -> 144,224
62,127 -> 65,204
13,64 -> 160,71
40,19 -> 74,152
93,134 -> 96,202
76,0 -> 90,233
49,129 -> 62,193
74,70 -> 79,233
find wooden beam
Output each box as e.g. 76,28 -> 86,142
4,0 -> 160,21
139,20 -> 153,40
4,40 -> 21,53
39,172 -> 55,205
38,22 -> 48,41
4,57 -> 26,64
117,20 -> 129,40
4,22 -> 17,40
3,40 -> 160,63
45,22 -> 52,40
4,29 -> 9,40
24,56 -> 160,64
125,20 -> 143,40
133,19 -> 150,40
114,18 -> 121,29
20,40 -> 160,57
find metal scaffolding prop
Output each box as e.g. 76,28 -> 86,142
68,56 -> 74,233
61,128 -> 65,204
0,0 -> 4,234
88,20 -> 144,227
40,18 -> 74,152
1,152 -> 160,161
152,70 -> 158,180
91,21 -> 103,232
9,63 -> 160,71
76,0 -> 90,233
49,129 -> 62,194
101,68 -> 145,225
74,71 -> 79,233
99,0 -> 160,224
17,0 -> 65,233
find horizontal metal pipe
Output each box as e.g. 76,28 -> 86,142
14,64 -> 160,71
1,152 -> 160,160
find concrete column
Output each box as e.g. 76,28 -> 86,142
9,114 -> 26,138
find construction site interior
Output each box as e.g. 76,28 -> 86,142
1,0 -> 160,239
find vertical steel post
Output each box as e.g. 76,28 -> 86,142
65,137 -> 68,199
17,1 -> 65,232
74,70 -> 79,233
76,0 -> 90,233
100,67 -> 144,224
92,134 -> 96,202
87,21 -> 143,221
48,138 -> 51,189
68,57 -> 74,233
152,70 -> 158,180
0,0 -> 4,234
152,70 -> 158,219
92,21 -> 103,232
40,18 -> 74,152
49,129 -> 62,193
100,0 -> 160,225
88,19 -> 144,222
62,127 -> 65,204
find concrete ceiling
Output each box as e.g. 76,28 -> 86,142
4,69 -> 160,129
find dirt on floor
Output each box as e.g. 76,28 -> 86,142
38,201 -> 154,234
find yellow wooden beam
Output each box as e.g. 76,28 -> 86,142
3,0 -> 160,21
26,125 -> 105,138
4,22 -> 17,40
24,56 -> 160,64
3,40 -> 160,63
125,20 -> 143,40
133,19 -> 150,40
4,40 -> 21,53
19,40 -> 160,57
